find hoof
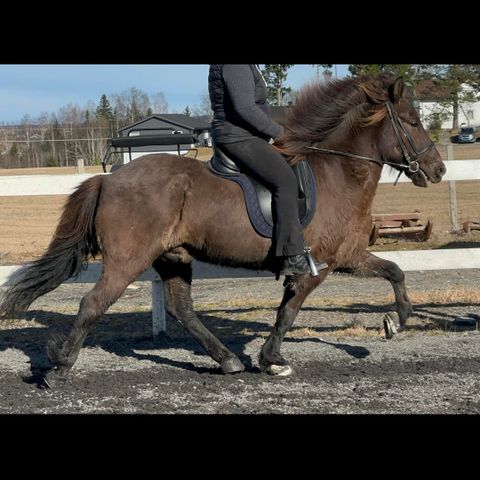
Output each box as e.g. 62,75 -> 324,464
43,368 -> 70,390
383,312 -> 399,339
221,357 -> 245,374
264,364 -> 293,377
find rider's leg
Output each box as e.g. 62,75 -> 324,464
217,137 -> 318,275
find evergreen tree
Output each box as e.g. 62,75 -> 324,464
183,106 -> 191,117
348,64 -> 420,86
96,94 -> 114,120
8,143 -> 19,168
261,64 -> 294,106
10,143 -> 18,158
348,64 -> 480,130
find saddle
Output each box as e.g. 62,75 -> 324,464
206,146 -> 316,238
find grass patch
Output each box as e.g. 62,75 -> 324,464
288,326 -> 382,339
408,287 -> 480,304
193,286 -> 480,313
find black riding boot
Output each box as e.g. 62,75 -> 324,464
280,248 -> 328,276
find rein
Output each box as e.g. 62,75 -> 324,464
305,146 -> 384,167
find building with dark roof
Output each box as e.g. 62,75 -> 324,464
115,114 -> 212,162
118,114 -> 211,139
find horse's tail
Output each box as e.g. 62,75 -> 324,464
0,175 -> 103,318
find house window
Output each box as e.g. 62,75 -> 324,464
467,110 -> 474,120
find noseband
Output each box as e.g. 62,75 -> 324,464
306,101 -> 435,177
384,101 -> 435,174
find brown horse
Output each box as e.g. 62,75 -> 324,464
0,75 -> 446,382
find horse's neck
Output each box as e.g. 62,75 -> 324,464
317,132 -> 383,202
325,128 -> 380,165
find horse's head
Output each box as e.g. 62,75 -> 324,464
277,75 -> 446,187
361,76 -> 446,187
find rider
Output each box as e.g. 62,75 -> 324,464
208,64 -> 321,276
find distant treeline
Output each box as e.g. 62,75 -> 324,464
3,64 -> 480,169
0,87 -> 211,169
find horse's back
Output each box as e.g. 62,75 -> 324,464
105,153 -> 204,185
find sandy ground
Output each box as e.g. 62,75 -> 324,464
1,269 -> 479,414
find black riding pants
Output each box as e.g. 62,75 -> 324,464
217,137 -> 305,257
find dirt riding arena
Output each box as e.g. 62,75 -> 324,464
1,269 -> 479,414
1,149 -> 480,414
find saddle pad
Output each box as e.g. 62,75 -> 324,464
207,160 -> 317,238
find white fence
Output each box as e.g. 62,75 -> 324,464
1,155 -> 480,334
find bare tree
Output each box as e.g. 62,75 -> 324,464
19,115 -> 32,168
191,91 -> 213,120
151,92 -> 169,113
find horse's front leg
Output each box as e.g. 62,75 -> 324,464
259,270 -> 329,376
338,251 -> 412,329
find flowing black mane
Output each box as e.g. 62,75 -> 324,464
278,74 -> 397,163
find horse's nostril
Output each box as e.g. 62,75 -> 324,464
438,164 -> 447,177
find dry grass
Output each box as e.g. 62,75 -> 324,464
371,142 -> 480,249
288,326 -> 382,338
194,296 -> 280,311
408,287 -> 480,305
371,180 -> 480,251
307,287 -> 480,307
435,142 -> 480,160
0,195 -> 67,264
194,286 -> 480,314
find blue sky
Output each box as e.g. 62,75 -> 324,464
0,64 -> 350,123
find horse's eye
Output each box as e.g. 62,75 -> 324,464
410,121 -> 419,127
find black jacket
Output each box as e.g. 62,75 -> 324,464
208,64 -> 284,144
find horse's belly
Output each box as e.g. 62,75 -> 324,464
182,176 -> 272,264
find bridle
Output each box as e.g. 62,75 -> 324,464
384,101 -> 435,173
305,100 -> 435,182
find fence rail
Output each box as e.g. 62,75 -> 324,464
1,156 -> 480,334
1,159 -> 479,197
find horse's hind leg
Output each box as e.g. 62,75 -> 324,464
45,261 -> 144,386
154,259 -> 245,374
339,251 -> 412,329
259,271 -> 329,376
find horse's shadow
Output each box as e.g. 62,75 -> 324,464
2,300 -> 476,386
0,305 -> 369,383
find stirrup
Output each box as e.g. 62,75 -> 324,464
304,247 -> 328,277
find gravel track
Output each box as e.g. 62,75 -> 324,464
1,269 -> 479,414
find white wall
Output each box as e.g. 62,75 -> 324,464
418,84 -> 480,130
419,101 -> 480,130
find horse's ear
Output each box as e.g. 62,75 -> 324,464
389,77 -> 405,103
